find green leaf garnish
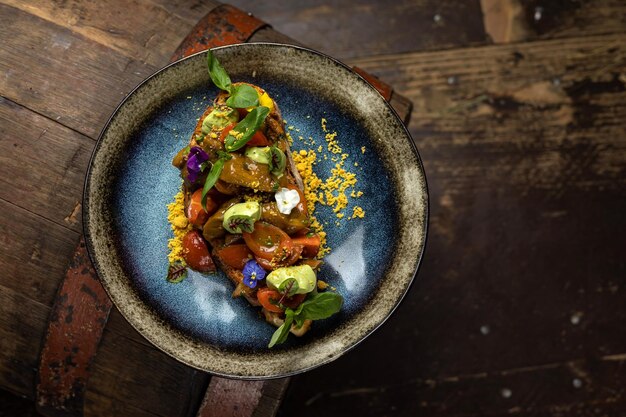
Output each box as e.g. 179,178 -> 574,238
207,49 -> 231,92
224,106 -> 270,152
268,292 -> 343,348
201,158 -> 226,210
296,292 -> 343,321
226,84 -> 259,108
167,261 -> 188,283
268,310 -> 294,348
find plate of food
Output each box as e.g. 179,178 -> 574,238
84,43 -> 428,378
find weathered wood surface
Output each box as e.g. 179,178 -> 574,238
1,0 -> 625,416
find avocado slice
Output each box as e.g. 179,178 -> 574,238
266,265 -> 317,295
222,201 -> 261,234
201,105 -> 239,133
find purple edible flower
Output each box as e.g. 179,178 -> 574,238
186,146 -> 210,183
242,259 -> 266,289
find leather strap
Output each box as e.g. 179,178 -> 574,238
36,237 -> 112,417
170,4 -> 269,63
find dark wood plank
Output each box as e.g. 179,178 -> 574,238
85,328 -> 208,417
0,283 -> 51,396
0,3 -> 153,138
0,199 -> 80,307
0,97 -> 92,233
282,355 -> 626,416
480,0 -> 625,45
212,0 -> 488,59
0,389 -> 39,417
280,33 -> 626,417
2,0 -> 199,66
518,0 -> 626,40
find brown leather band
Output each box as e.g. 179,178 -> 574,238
36,237 -> 113,417
170,4 -> 269,63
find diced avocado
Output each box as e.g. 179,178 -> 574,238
201,105 -> 239,133
245,147 -> 271,164
222,201 -> 261,233
267,265 -> 317,295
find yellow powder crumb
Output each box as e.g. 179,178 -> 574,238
167,189 -> 192,264
354,162 -> 359,167
172,215 -> 188,229
321,118 -> 328,133
244,194 -> 263,203
317,280 -> 329,290
361,146 -> 366,154
351,206 -> 365,219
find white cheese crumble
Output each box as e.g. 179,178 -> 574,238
275,187 -> 300,215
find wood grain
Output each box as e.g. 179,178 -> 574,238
0,97 -> 92,233
0,3 -> 154,138
280,32 -> 626,417
1,0 -> 625,416
219,0 -> 489,59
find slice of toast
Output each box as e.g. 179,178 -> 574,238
181,83 -> 312,337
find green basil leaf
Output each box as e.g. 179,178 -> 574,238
297,292 -> 343,321
268,311 -> 294,348
293,315 -> 306,329
225,84 -> 259,108
207,49 -> 231,92
201,158 -> 225,210
224,106 -> 270,152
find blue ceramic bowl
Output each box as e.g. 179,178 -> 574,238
84,43 -> 428,378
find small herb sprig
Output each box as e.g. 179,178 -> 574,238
207,50 -> 259,108
224,106 -> 270,151
269,292 -> 343,348
167,260 -> 188,283
201,151 -> 232,210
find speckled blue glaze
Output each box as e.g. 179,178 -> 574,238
113,78 -> 397,351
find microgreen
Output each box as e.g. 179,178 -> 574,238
268,292 -> 343,348
269,309 -> 294,348
167,261 -> 188,283
226,84 -> 259,108
207,49 -> 231,92
207,50 -> 261,109
201,157 -> 225,210
224,106 -> 270,152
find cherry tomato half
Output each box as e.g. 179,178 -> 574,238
182,230 -> 216,272
215,244 -> 253,270
186,189 -> 218,227
243,222 -> 293,262
219,123 -> 237,143
257,288 -> 284,313
247,130 -> 270,146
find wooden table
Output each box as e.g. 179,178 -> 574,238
1,1 -> 625,416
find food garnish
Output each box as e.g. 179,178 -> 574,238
166,49 -> 362,347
